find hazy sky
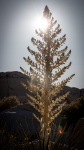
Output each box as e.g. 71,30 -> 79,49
0,0 -> 84,89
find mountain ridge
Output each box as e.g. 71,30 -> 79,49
0,71 -> 84,101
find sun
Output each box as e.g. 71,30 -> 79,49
35,16 -> 48,30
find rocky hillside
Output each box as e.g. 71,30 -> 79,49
0,71 -> 84,102
0,71 -> 28,100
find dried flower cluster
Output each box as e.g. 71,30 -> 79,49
20,5 -> 75,149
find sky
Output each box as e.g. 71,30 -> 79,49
0,0 -> 84,89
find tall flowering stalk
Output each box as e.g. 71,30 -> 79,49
20,5 -> 75,149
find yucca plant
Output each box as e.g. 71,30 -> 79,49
20,5 -> 75,149
0,123 -> 83,150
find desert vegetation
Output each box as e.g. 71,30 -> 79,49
0,121 -> 84,150
0,96 -> 20,112
0,96 -> 84,149
62,96 -> 84,129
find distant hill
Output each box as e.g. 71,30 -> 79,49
0,71 -> 28,100
0,71 -> 84,102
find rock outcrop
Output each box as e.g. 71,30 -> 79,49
0,71 -> 29,100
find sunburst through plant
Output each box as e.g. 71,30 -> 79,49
35,16 -> 48,31
20,5 -> 75,149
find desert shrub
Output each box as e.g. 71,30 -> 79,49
0,128 -> 28,150
62,96 -> 84,129
0,126 -> 83,150
0,96 -> 20,112
21,99 -> 28,104
0,122 -> 40,150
